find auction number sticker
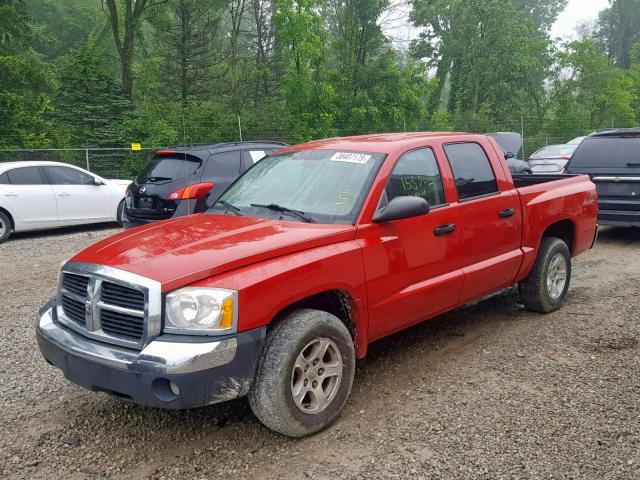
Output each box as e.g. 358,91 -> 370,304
330,152 -> 371,164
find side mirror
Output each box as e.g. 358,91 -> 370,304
505,151 -> 515,159
373,196 -> 430,223
93,178 -> 105,186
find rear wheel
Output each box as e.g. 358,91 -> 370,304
249,309 -> 355,437
0,211 -> 12,243
519,237 -> 571,313
116,200 -> 125,227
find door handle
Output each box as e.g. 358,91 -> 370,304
499,208 -> 516,219
58,192 -> 71,196
434,223 -> 456,236
4,193 -> 18,197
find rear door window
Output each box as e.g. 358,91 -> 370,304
6,166 -> 46,185
43,166 -> 94,185
0,172 -> 8,184
568,136 -> 640,174
137,155 -> 202,183
444,143 -> 498,200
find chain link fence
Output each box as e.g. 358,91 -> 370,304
0,133 -> 583,179
0,148 -> 156,180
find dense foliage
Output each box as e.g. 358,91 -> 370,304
0,0 -> 638,150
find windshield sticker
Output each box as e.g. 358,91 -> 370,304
330,152 -> 371,164
249,150 -> 266,163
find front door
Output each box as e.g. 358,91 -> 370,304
358,147 -> 465,341
42,166 -> 113,223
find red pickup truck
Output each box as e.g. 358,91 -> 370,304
36,133 -> 598,437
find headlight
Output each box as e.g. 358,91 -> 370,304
164,288 -> 237,335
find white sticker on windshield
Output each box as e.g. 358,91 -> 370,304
249,150 -> 266,163
330,152 -> 371,164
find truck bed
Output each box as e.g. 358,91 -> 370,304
512,174 -> 580,188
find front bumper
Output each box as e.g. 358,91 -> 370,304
36,300 -> 265,409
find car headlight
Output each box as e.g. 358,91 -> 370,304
164,288 -> 237,335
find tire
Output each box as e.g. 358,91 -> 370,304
249,309 -> 356,437
0,211 -> 12,243
116,200 -> 125,227
519,237 -> 571,313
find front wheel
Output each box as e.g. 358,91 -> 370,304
249,309 -> 355,437
519,237 -> 571,313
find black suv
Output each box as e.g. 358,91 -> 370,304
566,128 -> 640,227
123,141 -> 287,227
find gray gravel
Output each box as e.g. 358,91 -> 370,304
1,224 -> 639,480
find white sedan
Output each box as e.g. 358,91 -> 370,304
0,161 -> 131,243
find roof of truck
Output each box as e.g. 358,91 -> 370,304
276,132 -> 482,155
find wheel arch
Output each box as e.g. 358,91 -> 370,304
268,289 -> 367,358
541,219 -> 575,255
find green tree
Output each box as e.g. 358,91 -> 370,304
102,0 -> 168,98
411,0 -> 552,122
274,0 -> 336,141
52,45 -> 132,147
596,0 -> 640,69
0,0 -> 54,148
550,40 -> 635,134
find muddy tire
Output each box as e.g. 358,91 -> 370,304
248,309 -> 355,437
0,211 -> 11,243
519,237 -> 571,313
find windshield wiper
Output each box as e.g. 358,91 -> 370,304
146,176 -> 172,182
217,200 -> 242,216
250,203 -> 315,223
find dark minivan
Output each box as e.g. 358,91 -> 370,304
123,141 -> 287,227
566,129 -> 640,227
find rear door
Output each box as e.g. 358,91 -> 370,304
0,166 -> 58,229
42,165 -> 113,224
443,142 -> 522,302
567,134 -> 640,225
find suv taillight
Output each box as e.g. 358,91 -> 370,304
167,182 -> 214,201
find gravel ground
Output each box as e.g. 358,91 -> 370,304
1,224 -> 639,480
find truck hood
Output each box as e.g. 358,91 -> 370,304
71,214 -> 356,291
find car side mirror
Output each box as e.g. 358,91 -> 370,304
93,178 -> 105,186
505,151 -> 515,159
372,196 -> 430,223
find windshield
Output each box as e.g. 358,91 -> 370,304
137,155 -> 201,183
211,149 -> 386,224
530,145 -> 575,159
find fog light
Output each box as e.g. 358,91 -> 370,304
169,381 -> 181,396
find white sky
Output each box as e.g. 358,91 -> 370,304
550,0 -> 610,40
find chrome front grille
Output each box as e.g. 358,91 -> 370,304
60,294 -> 86,326
57,263 -> 162,350
101,281 -> 145,310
